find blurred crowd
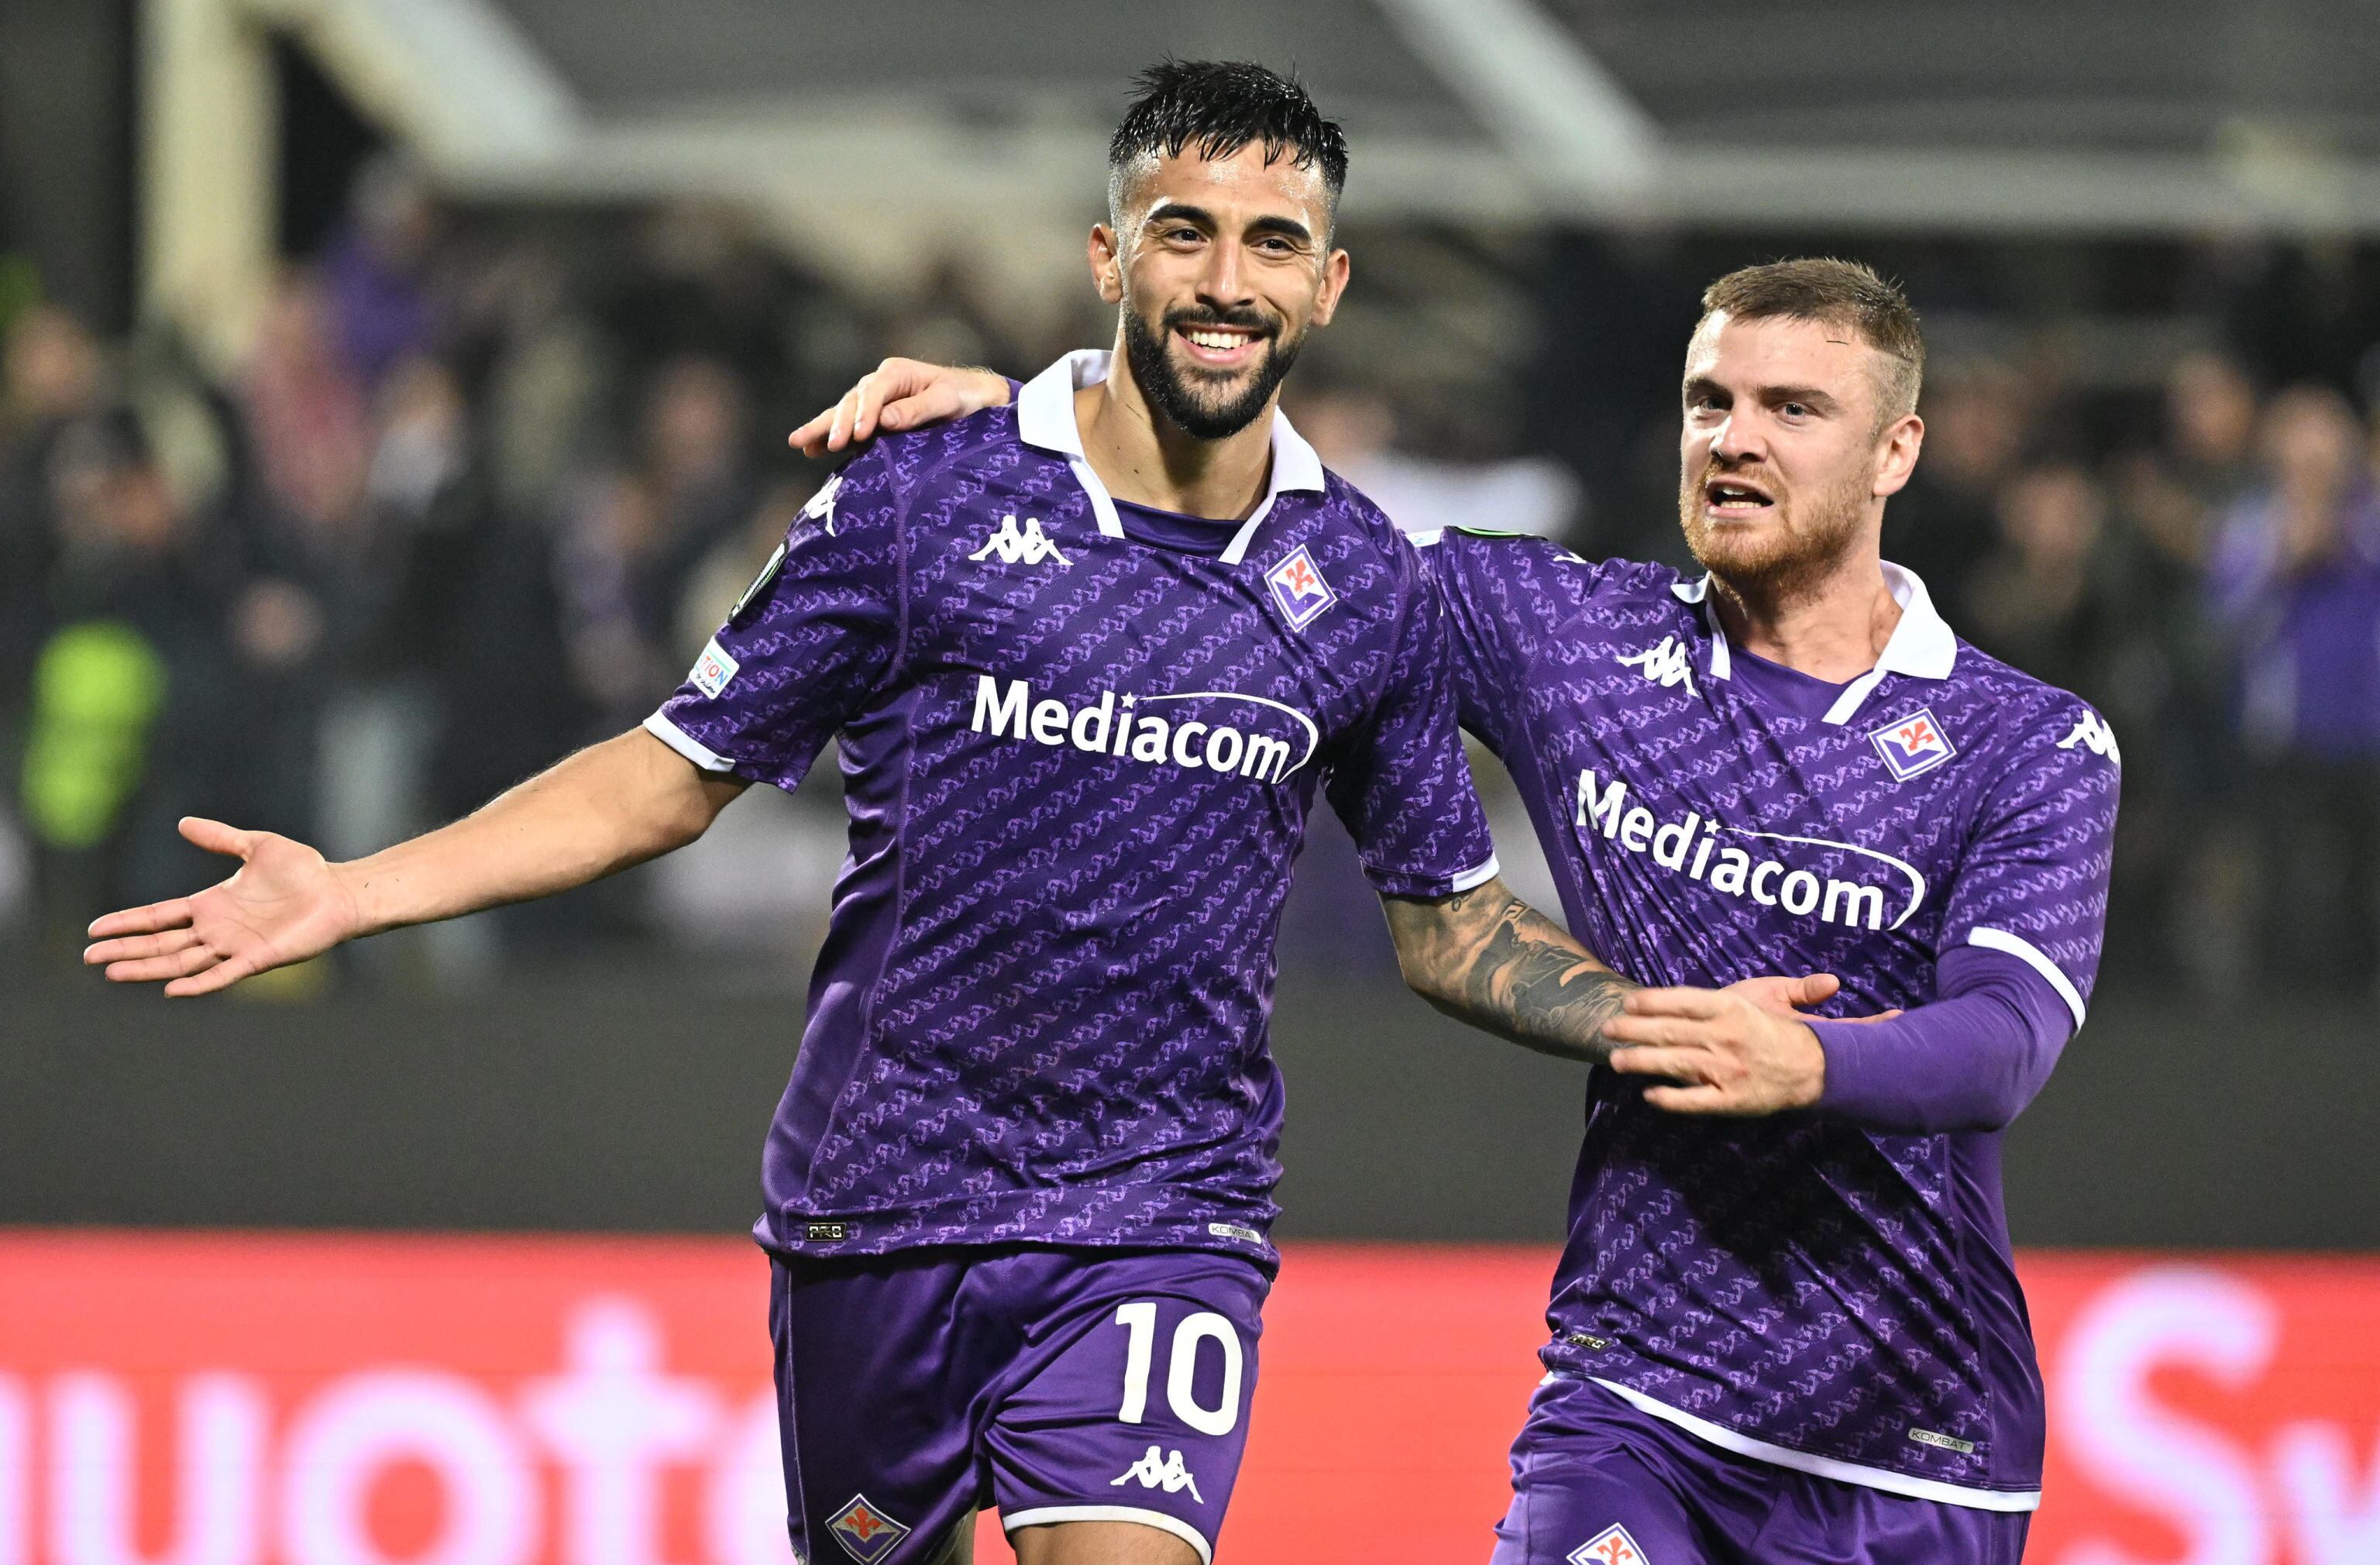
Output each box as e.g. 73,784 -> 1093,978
2,161 -> 2377,1001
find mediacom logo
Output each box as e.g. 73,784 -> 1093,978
1573,768 -> 1926,931
970,675 -> 1319,784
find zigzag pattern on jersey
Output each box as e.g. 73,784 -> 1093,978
1425,531 -> 2117,1497
663,412 -> 1491,1261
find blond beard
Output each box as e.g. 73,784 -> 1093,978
1677,463 -> 1873,604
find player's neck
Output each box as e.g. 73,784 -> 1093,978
1710,554 -> 1901,683
1075,366 -> 1277,522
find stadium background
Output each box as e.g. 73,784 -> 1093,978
3,2 -> 2378,1560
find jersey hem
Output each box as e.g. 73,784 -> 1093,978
1575,1375 -> 2041,1512
642,710 -> 732,772
755,1209 -> 1280,1271
1002,1507 -> 1212,1565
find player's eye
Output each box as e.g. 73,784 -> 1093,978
1781,402 -> 1811,419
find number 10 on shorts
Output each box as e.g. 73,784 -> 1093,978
1113,1302 -> 1244,1436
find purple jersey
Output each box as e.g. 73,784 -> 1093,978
647,352 -> 1496,1266
1420,529 -> 2120,1512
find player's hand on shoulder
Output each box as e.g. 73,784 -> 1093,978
1601,983 -> 1834,1116
787,359 -> 1012,458
83,817 -> 363,997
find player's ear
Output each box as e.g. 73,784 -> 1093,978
1873,412 -> 1924,500
1089,225 -> 1126,305
1309,247 -> 1352,328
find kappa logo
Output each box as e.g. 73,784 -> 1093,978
1615,635 -> 1697,697
1265,544 -> 1336,630
1869,707 -> 1956,782
690,638 -> 739,700
1112,1444 -> 1204,1503
825,1494 -> 909,1564
968,513 -> 1071,566
803,471 -> 844,535
2057,709 -> 2122,767
1569,1524 -> 1651,1565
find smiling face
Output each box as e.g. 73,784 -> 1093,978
1677,310 -> 1924,597
1095,142 -> 1350,441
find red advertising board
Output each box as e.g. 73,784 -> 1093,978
0,1234 -> 2373,1563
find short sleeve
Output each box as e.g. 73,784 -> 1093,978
1322,561 -> 1499,898
645,448 -> 903,791
1937,700 -> 2122,1031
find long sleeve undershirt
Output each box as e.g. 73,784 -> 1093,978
1806,944 -> 2078,1134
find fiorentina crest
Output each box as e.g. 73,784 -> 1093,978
1869,707 -> 1955,782
826,1494 -> 910,1563
1569,1523 -> 1651,1565
1265,544 -> 1336,630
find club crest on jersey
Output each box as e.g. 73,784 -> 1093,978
1570,1524 -> 1651,1565
1869,707 -> 1955,782
690,638 -> 739,700
1265,544 -> 1336,630
825,1495 -> 909,1564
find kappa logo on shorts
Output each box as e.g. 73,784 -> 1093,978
1112,1443 -> 1204,1504
1569,1524 -> 1651,1565
1264,544 -> 1336,630
1869,707 -> 1956,782
826,1494 -> 910,1563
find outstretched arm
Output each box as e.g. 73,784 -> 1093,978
84,727 -> 741,996
1384,878 -> 1855,1068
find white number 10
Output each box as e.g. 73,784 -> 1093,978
1113,1302 -> 1243,1436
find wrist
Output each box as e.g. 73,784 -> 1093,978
330,858 -> 383,941
1788,1020 -> 1827,1109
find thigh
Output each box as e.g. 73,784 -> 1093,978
772,1253 -> 987,1565
985,1249 -> 1269,1565
1489,1377 -> 1763,1565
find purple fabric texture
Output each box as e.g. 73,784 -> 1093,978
1811,944 -> 2077,1133
770,1247 -> 1267,1565
1489,1376 -> 2031,1565
1421,528 -> 2120,1503
649,366 -> 1494,1264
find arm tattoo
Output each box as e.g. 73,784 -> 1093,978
1384,883 -> 1639,1065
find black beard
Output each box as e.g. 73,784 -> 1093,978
1122,303 -> 1301,441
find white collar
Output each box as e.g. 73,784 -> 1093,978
1668,562 -> 1958,724
1014,349 -> 1326,566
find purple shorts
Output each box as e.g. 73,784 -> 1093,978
1490,1376 -> 2032,1565
769,1245 -> 1267,1565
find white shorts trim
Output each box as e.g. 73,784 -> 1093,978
1447,854 -> 1502,894
1965,926 -> 2087,1030
1584,1378 -> 2041,1513
641,711 -> 734,774
1002,1505 -> 1212,1564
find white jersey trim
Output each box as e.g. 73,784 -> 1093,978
642,711 -> 733,774
1003,1506 -> 1212,1565
1583,1377 -> 2042,1513
1448,854 -> 1502,894
1966,926 -> 2088,1030
1016,349 -> 1324,564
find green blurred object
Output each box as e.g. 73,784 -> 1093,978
21,621 -> 169,850
0,253 -> 40,337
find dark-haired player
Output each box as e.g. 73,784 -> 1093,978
85,64 -> 1839,1565
799,258 -> 2120,1561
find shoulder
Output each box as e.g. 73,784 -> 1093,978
1946,640 -> 2124,795
1409,525 -> 1682,611
830,407 -> 1030,511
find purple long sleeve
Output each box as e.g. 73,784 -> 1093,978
1808,944 -> 2077,1133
